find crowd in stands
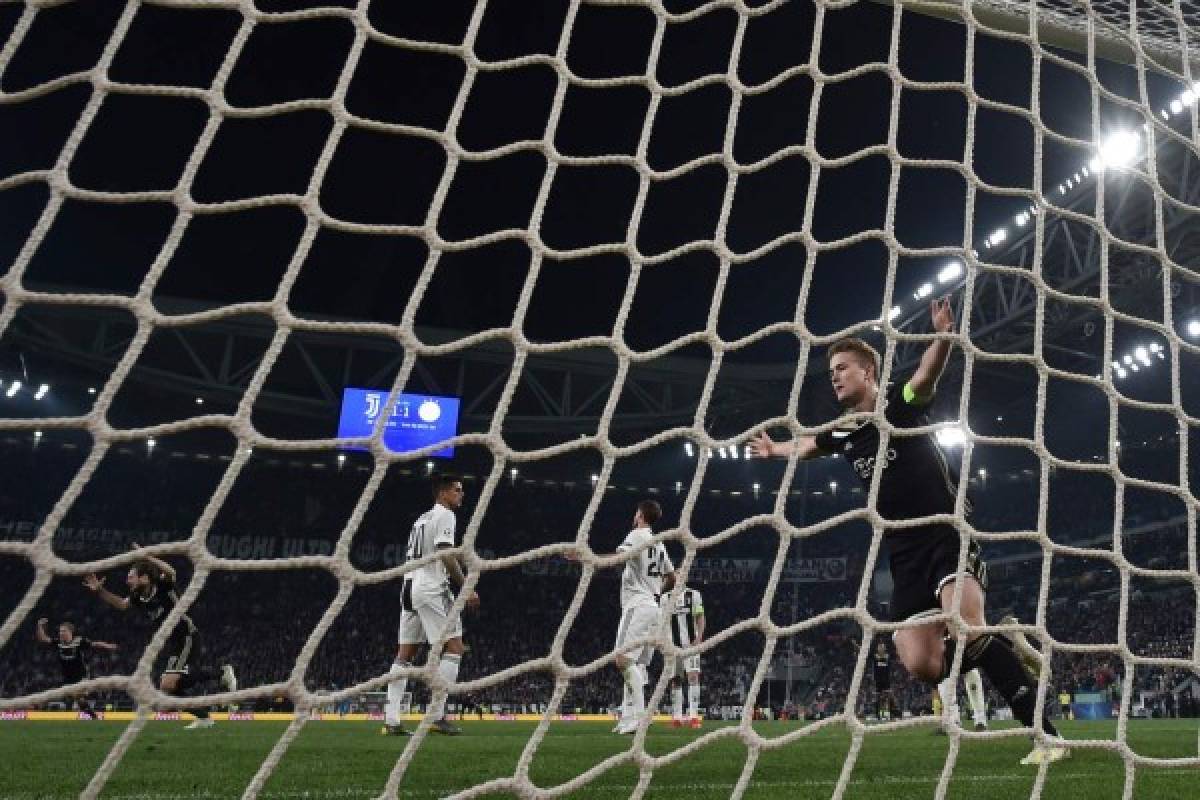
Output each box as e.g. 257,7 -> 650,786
1,438 -> 1196,721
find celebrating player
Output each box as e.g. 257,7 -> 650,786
749,297 -> 1066,765
382,473 -> 479,737
35,618 -> 117,719
663,583 -> 705,728
83,546 -> 237,730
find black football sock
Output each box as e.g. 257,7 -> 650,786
191,706 -> 211,720
946,635 -> 1059,737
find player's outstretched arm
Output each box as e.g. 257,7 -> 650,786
909,296 -> 956,400
748,430 -> 822,461
695,613 -> 706,644
34,618 -> 51,644
83,574 -> 130,611
130,542 -> 176,583
91,641 -> 119,652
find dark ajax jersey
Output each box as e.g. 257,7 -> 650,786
813,380 -> 965,526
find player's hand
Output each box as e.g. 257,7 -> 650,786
83,574 -> 103,592
464,591 -> 481,611
931,296 -> 955,333
748,431 -> 777,459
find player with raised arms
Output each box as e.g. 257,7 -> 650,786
382,473 -> 480,737
750,297 -> 1066,764
35,618 -> 117,719
83,545 -> 236,730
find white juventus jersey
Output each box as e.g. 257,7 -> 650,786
662,587 -> 704,648
404,504 -> 457,594
617,527 -> 673,610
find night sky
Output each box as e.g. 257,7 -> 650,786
0,1 -> 1195,489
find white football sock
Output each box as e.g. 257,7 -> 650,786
937,676 -> 956,722
623,663 -> 645,717
687,683 -> 700,718
671,687 -> 684,719
964,668 -> 987,725
384,660 -> 410,726
428,653 -> 461,719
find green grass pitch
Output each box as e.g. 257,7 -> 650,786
1,720 -> 1196,798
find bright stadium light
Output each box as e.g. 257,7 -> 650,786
147,438 -> 156,450
1188,320 -> 1200,337
590,474 -> 598,483
718,447 -> 728,459
88,387 -> 97,394
1115,367 -> 1127,379
829,480 -> 838,492
1098,130 -> 1140,168
1183,89 -> 1196,106
34,384 -> 49,400
1015,212 -> 1027,226
938,261 -> 962,283
684,441 -> 694,458
1171,99 -> 1184,114
1135,346 -> 1151,366
889,306 -> 902,321
5,381 -> 20,398
935,425 -> 967,448
730,445 -> 739,459
1149,342 -> 1161,352
988,228 -> 1007,246
195,397 -> 204,405
337,453 -> 346,468
1123,354 -> 1134,365
915,283 -> 933,300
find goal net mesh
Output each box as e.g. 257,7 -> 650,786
1,0 -> 1198,798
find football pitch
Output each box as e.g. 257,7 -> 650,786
1,720 -> 1196,799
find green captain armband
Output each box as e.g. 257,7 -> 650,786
902,382 -> 932,405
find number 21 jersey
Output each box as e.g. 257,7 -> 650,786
617,527 -> 673,611
404,504 -> 457,597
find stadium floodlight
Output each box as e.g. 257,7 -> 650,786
337,453 -> 346,468
937,261 -> 962,283
718,447 -> 728,459
889,306 -> 902,320
978,468 -> 986,477
684,441 -> 694,458
988,228 -> 1007,246
1111,360 -> 1122,371
1188,320 -> 1200,337
147,438 -> 156,450
590,474 -> 598,483
1123,354 -> 1134,365
88,387 -> 97,394
730,445 -> 739,459
34,384 -> 48,400
5,381 -> 20,398
1129,363 -> 1139,372
935,425 -> 967,447
915,283 -> 933,299
752,482 -> 760,491
1161,108 -> 1171,119
674,481 -> 682,493
425,460 -> 434,474
1135,346 -> 1151,366
1184,89 -> 1196,106
1149,342 -> 1161,352
34,430 -> 42,439
1015,212 -> 1027,226
1171,99 -> 1183,114
1098,130 -> 1140,168
195,397 -> 204,405
1115,367 -> 1127,379
829,480 -> 838,491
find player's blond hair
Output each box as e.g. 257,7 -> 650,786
828,337 -> 880,383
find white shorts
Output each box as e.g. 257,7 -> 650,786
398,582 -> 463,645
668,653 -> 701,679
614,605 -> 659,664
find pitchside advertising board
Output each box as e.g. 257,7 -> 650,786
336,390 -> 461,458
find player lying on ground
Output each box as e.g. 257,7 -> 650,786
84,545 -> 237,730
750,298 -> 1064,765
35,618 -> 117,719
383,474 -> 480,738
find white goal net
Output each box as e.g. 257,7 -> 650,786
1,0 -> 1199,798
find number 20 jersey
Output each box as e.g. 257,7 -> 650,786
404,504 -> 457,597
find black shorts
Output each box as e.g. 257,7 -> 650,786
61,667 -> 88,686
887,525 -> 987,623
874,667 -> 891,691
161,626 -> 199,675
